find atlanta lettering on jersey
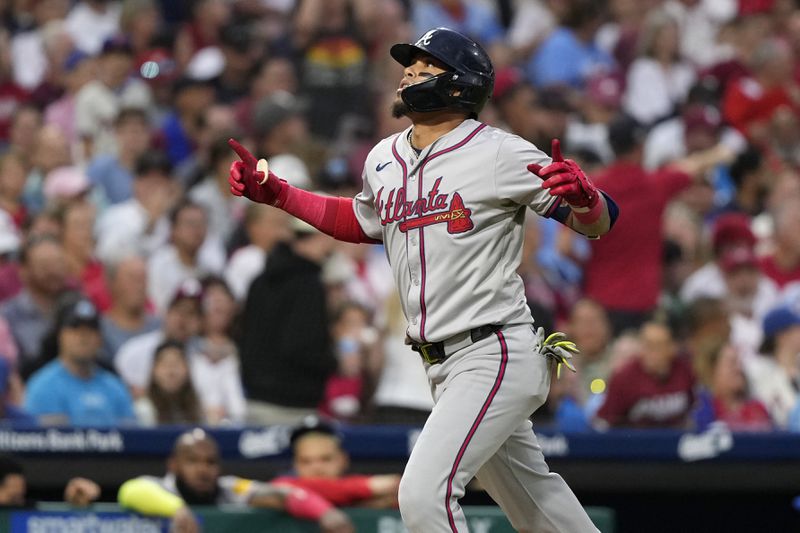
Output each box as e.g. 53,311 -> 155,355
375,177 -> 474,234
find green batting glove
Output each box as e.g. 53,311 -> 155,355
536,328 -> 579,379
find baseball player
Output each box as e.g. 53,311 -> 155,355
229,27 -> 618,533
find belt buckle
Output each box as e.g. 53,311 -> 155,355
418,343 -> 441,364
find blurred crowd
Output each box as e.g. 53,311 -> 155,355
0,0 -> 799,434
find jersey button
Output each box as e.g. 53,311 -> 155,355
410,317 -> 417,325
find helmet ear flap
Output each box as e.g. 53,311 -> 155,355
400,72 -> 457,113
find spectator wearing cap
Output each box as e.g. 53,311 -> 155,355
74,35 -> 152,159
527,0 -> 613,89
240,218 -> 338,425
622,9 -> 696,127
0,235 -> 68,367
42,166 -> 93,207
745,304 -> 800,427
147,199 -> 225,314
759,196 -> 800,288
44,50 -> 95,149
212,23 -> 259,104
271,417 -> 401,508
491,68 -> 539,143
566,71 -> 625,164
87,107 -> 153,205
115,279 -> 203,397
95,151 -> 179,263
720,245 -> 779,359
155,76 -> 215,167
25,297 -> 135,426
100,253 -> 160,363
681,214 -> 778,328
583,114 -> 732,334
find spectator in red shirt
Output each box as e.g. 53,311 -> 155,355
596,320 -> 696,428
583,115 -> 732,334
759,196 -> 800,288
59,199 -> 112,312
707,343 -> 772,431
273,417 -> 401,508
722,37 -> 800,144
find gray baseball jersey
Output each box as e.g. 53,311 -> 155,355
353,119 -> 560,343
352,119 -> 599,532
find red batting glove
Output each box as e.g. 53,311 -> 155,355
228,138 -> 286,205
527,139 -> 598,209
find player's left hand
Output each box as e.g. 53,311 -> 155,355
64,477 -> 101,507
536,327 -> 578,379
228,138 -> 284,205
527,139 -> 598,209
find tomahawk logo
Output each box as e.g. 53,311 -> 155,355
376,177 -> 474,234
417,29 -> 437,46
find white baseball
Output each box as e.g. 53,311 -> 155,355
257,159 -> 269,185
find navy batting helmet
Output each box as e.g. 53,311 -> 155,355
390,27 -> 495,116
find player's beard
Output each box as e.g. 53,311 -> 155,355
176,476 -> 219,505
391,98 -> 411,118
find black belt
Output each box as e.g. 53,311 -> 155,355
409,325 -> 502,365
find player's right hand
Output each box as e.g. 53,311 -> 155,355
319,508 -> 355,533
527,139 -> 598,209
228,138 -> 285,205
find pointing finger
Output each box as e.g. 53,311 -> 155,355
551,139 -> 563,162
228,138 -> 256,166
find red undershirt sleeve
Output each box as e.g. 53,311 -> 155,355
275,184 -> 381,244
272,476 -> 374,506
